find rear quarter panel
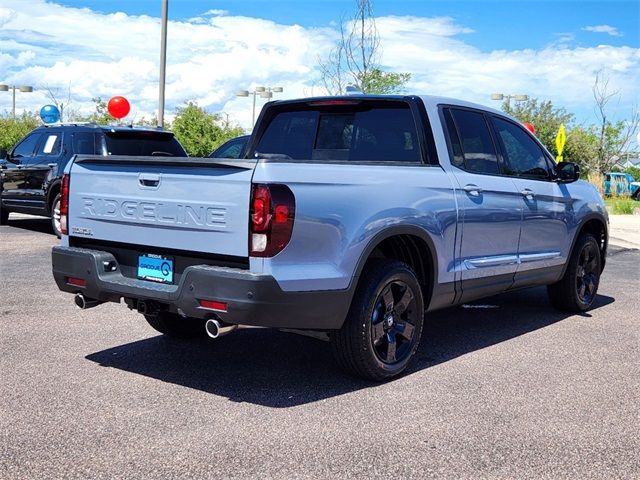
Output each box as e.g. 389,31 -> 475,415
251,161 -> 459,292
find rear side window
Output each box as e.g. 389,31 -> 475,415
72,132 -> 97,155
491,117 -> 550,180
37,133 -> 62,156
447,108 -> 499,175
255,103 -> 421,162
105,132 -> 186,157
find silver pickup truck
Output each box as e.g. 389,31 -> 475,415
52,95 -> 608,380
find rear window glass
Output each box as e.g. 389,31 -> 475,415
105,132 -> 186,157
255,103 -> 421,162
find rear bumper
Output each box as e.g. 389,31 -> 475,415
52,246 -> 350,330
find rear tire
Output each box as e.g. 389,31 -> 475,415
50,193 -> 62,238
144,311 -> 206,338
330,259 -> 424,381
547,233 -> 601,312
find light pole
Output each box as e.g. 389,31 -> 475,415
158,0 -> 168,128
0,84 -> 34,119
236,86 -> 283,128
491,93 -> 528,109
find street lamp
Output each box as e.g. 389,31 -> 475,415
236,86 -> 283,128
0,84 -> 34,119
491,93 -> 529,109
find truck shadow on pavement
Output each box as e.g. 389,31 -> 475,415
4,216 -> 54,235
86,286 -> 614,408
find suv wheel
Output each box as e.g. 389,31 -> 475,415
144,311 -> 206,338
331,259 -> 424,381
547,233 -> 601,312
50,193 -> 62,238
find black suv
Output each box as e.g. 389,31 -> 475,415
0,124 -> 187,236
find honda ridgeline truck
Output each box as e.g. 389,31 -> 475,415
51,95 -> 608,380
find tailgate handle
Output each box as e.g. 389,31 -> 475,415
139,173 -> 161,189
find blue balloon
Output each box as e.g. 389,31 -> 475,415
40,104 -> 60,123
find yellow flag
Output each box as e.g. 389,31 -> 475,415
555,124 -> 566,163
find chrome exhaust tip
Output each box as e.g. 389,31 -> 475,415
74,293 -> 103,310
205,318 -> 237,339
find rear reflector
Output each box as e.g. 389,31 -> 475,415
199,300 -> 228,312
67,277 -> 86,287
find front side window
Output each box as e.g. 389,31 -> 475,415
492,117 -> 550,180
448,108 -> 499,175
255,103 -> 421,162
12,133 -> 42,159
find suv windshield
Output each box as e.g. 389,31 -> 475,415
104,131 -> 187,156
255,101 -> 421,162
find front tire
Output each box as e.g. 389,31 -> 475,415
547,233 -> 601,312
331,259 -> 424,381
144,311 -> 206,338
50,193 -> 62,238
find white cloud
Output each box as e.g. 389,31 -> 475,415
0,0 -> 637,129
582,25 -> 623,37
203,9 -> 228,16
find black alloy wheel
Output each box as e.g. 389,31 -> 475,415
547,233 -> 601,312
575,241 -> 599,306
370,280 -> 419,365
331,259 -> 425,381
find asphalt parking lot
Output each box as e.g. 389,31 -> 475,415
1,215 -> 639,479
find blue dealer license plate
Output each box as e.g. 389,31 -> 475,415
137,254 -> 174,284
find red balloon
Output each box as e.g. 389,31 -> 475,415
107,96 -> 130,119
523,122 -> 536,135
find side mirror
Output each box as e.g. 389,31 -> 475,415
557,161 -> 580,183
0,149 -> 6,160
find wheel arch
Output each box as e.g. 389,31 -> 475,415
45,179 -> 62,215
564,213 -> 608,275
349,226 -> 438,309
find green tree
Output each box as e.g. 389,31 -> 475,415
74,97 -> 113,124
318,0 -> 411,94
0,113 -> 39,151
358,68 -> 411,95
502,98 -> 574,157
624,166 -> 640,181
172,102 -> 244,157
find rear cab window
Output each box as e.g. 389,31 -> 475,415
254,100 -> 422,163
104,131 -> 187,157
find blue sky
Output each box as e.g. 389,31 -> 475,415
56,0 -> 639,50
0,0 -> 638,131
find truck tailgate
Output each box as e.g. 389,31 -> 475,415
67,156 -> 256,257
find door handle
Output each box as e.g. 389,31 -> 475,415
463,184 -> 483,196
520,188 -> 535,200
138,173 -> 161,188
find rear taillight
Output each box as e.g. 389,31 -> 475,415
60,174 -> 69,235
249,183 -> 295,257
